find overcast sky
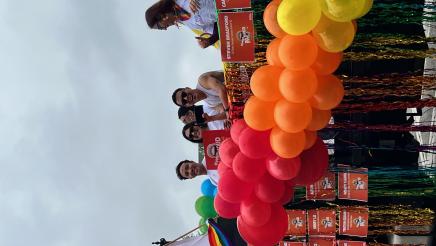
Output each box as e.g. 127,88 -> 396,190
0,0 -> 222,245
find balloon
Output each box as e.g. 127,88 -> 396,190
266,38 -> 284,67
263,1 -> 286,38
279,68 -> 318,103
255,173 -> 285,203
240,195 -> 272,227
266,154 -> 301,180
217,161 -> 230,177
274,99 -> 312,133
239,127 -> 272,159
312,15 -> 355,52
237,204 -> 288,245
195,196 -> 217,219
304,130 -> 317,150
213,187 -> 218,197
270,127 -> 305,158
292,137 -> 329,185
218,138 -> 239,168
250,65 -> 283,102
278,185 -> 294,205
279,34 -> 318,71
310,74 -> 344,110
198,217 -> 208,235
277,0 -> 322,35
357,0 -> 373,18
218,169 -> 253,203
233,152 -> 267,183
311,49 -> 343,75
230,119 -> 248,145
214,193 -> 241,219
201,179 -> 216,197
320,0 -> 366,22
243,96 -> 276,131
306,108 -> 332,131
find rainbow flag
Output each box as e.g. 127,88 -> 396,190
207,219 -> 232,246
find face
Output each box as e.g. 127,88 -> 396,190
179,161 -> 202,179
184,125 -> 203,141
157,14 -> 178,30
180,110 -> 195,124
176,88 -> 197,107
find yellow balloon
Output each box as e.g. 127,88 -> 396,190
320,0 -> 366,22
312,14 -> 355,52
277,0 -> 322,35
357,0 -> 373,18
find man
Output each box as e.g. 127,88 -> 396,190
175,159 -> 219,185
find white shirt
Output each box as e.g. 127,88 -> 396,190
175,0 -> 217,34
202,104 -> 225,130
202,158 -> 219,186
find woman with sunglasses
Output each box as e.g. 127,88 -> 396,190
145,0 -> 219,48
182,121 -> 207,143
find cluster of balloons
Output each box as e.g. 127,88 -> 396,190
212,119 -> 328,245
195,179 -> 218,234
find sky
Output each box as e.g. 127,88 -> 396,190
0,0 -> 222,245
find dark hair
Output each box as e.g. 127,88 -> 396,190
172,88 -> 184,106
176,160 -> 190,180
178,106 -> 194,119
182,122 -> 207,143
145,0 -> 175,29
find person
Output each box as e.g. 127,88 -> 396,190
182,121 -> 207,143
145,0 -> 219,48
175,159 -> 219,185
178,105 -> 228,129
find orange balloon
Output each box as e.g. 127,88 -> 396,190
311,48 -> 343,75
352,20 -> 357,32
264,1 -> 287,38
310,75 -> 344,110
278,34 -> 318,71
274,99 -> 312,133
270,127 -> 305,158
266,38 -> 284,67
304,130 -> 317,150
251,65 -> 283,102
279,68 -> 318,103
306,108 -> 332,131
243,96 -> 276,131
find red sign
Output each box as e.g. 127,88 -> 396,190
286,210 -> 307,236
308,237 -> 335,246
201,130 -> 230,170
306,171 -> 336,201
338,168 -> 368,202
337,240 -> 366,246
308,209 -> 336,236
339,207 -> 369,237
215,0 -> 251,10
218,12 -> 255,62
280,242 -> 307,246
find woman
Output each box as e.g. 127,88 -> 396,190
145,0 -> 219,48
182,121 -> 207,143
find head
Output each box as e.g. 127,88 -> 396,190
176,160 -> 206,180
182,122 -> 207,143
145,0 -> 178,30
172,87 -> 201,107
178,106 -> 195,124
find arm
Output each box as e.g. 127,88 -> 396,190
196,23 -> 219,48
198,71 -> 229,112
203,112 -> 227,122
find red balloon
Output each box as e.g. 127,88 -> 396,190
217,161 -> 230,177
233,152 -> 267,183
214,193 -> 241,219
266,154 -> 301,180
219,138 -> 240,168
255,173 -> 285,203
240,195 -> 271,227
239,128 -> 272,159
292,137 -> 329,185
218,169 -> 253,203
237,204 -> 288,245
230,119 -> 248,145
278,185 -> 294,205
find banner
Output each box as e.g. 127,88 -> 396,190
339,207 -> 369,237
286,210 -> 307,237
338,167 -> 368,202
306,171 -> 336,201
201,130 -> 230,170
215,0 -> 251,10
307,209 -> 336,236
170,235 -> 209,246
308,237 -> 336,246
337,240 -> 366,246
218,12 -> 255,62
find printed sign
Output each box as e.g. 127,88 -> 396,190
308,209 -> 336,236
337,240 -> 366,246
306,171 -> 336,201
201,130 -> 230,170
215,0 -> 251,10
338,167 -> 368,202
286,210 -> 307,236
280,242 -> 307,246
308,237 -> 336,246
339,207 -> 369,237
218,12 -> 255,62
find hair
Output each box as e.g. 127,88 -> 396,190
145,0 -> 175,29
172,88 -> 184,106
178,106 -> 194,119
182,122 -> 207,143
175,159 -> 190,180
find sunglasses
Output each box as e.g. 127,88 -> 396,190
181,91 -> 189,105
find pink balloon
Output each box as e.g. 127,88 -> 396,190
214,193 -> 241,219
217,161 -> 230,177
278,185 -> 294,205
233,152 -> 267,183
292,137 -> 329,185
237,204 -> 288,245
240,195 -> 272,227
255,173 -> 285,203
266,154 -> 301,180
238,128 -> 272,159
230,119 -> 248,145
218,169 -> 254,203
219,138 -> 240,168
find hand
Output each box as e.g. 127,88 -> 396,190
224,120 -> 232,129
189,0 -> 200,13
202,113 -> 212,122
196,36 -> 210,49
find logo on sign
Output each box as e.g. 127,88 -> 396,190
353,216 -> 366,227
321,177 -> 333,189
352,177 -> 365,190
321,217 -> 333,228
292,217 -> 304,228
237,27 -> 251,46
